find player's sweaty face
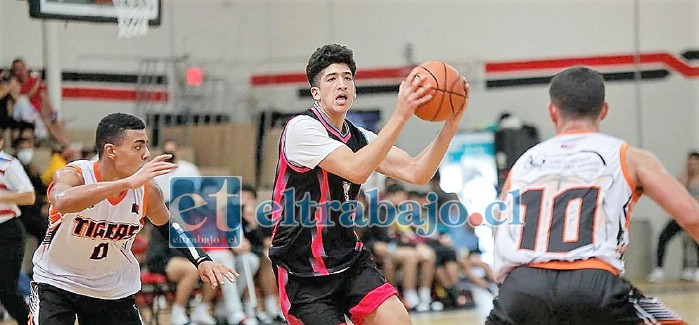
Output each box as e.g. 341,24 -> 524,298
114,129 -> 151,176
314,63 -> 355,113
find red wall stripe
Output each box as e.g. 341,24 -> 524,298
62,87 -> 168,102
250,66 -> 414,86
486,52 -> 699,77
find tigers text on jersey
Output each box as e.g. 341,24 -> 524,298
493,132 -> 640,282
33,160 -> 148,299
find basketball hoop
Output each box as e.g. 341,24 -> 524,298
113,0 -> 156,38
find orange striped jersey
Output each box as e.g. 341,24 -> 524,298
493,132 -> 640,282
32,160 -> 148,299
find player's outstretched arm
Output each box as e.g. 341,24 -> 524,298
50,154 -> 176,214
147,181 -> 239,288
376,80 -> 469,185
628,147 -> 699,242
318,67 -> 433,184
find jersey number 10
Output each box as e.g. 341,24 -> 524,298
518,187 -> 600,253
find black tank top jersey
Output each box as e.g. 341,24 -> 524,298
269,106 -> 368,277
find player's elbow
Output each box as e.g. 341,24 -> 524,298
345,170 -> 372,185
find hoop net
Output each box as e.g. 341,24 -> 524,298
113,0 -> 156,38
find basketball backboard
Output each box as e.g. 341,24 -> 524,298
28,0 -> 161,25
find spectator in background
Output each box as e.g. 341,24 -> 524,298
0,135 -> 35,325
246,185 -> 285,324
0,70 -> 20,141
40,145 -> 78,186
10,58 -> 69,147
12,137 -> 47,242
380,183 -> 437,312
146,203 -> 217,325
648,151 -> 699,283
153,138 -> 201,205
198,180 -> 259,325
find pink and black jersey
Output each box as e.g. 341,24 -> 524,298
269,106 -> 370,277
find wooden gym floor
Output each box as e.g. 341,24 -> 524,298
3,280 -> 699,324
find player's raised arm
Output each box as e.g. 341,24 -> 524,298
628,146 -> 699,241
377,81 -> 468,185
50,154 -> 176,214
317,67 -> 433,184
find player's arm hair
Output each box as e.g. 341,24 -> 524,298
50,167 -> 131,214
147,181 -> 213,268
375,122 -> 459,185
628,147 -> 699,242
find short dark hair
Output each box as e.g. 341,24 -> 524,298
161,138 -> 178,148
241,184 -> 257,199
384,183 -> 405,195
549,66 -> 605,119
306,44 -> 356,87
688,151 -> 699,159
95,113 -> 146,157
11,137 -> 31,150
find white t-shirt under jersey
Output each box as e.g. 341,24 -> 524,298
284,115 -> 378,169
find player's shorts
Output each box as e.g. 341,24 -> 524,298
274,250 -> 398,325
29,282 -> 142,325
486,266 -> 686,325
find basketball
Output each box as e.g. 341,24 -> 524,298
413,61 -> 468,122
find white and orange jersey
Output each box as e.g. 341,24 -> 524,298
32,160 -> 148,299
493,132 -> 640,282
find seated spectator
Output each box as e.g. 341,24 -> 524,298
409,190 -> 469,309
368,183 -> 436,312
429,170 -> 497,293
10,58 -> 69,147
146,223 -> 216,325
197,180 -> 259,325
245,185 -> 284,324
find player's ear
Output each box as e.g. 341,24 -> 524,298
548,103 -> 558,124
310,87 -> 321,102
104,144 -> 116,158
598,102 -> 609,121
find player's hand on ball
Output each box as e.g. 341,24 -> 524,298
445,77 -> 469,127
395,67 -> 433,120
198,260 -> 239,288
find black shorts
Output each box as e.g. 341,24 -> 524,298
274,250 -> 398,325
486,266 -> 685,325
29,282 -> 142,325
426,240 -> 458,266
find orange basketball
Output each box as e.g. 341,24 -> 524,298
413,61 -> 468,122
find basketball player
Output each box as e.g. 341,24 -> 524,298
269,44 -> 468,325
487,67 -> 693,324
30,113 -> 238,325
